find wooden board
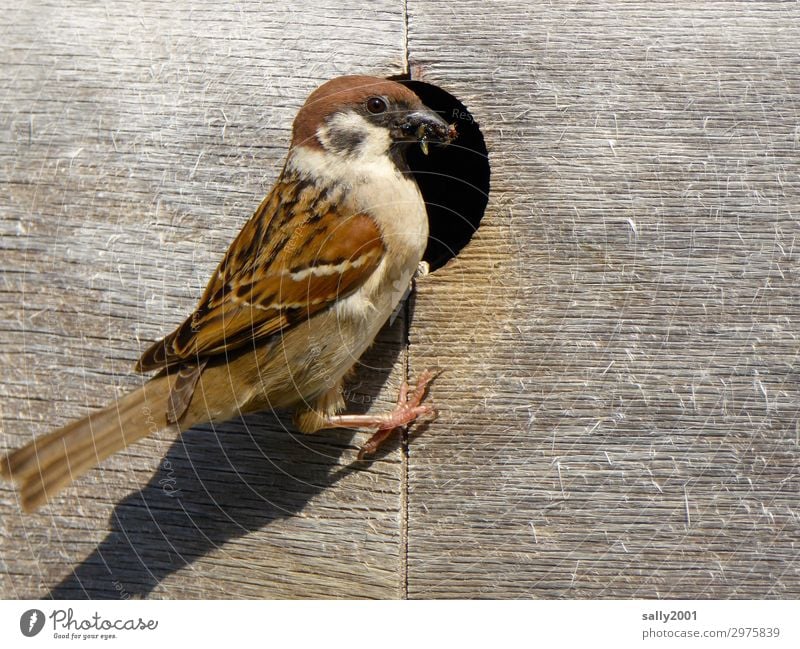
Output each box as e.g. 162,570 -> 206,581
0,0 -> 408,599
3,0 -> 799,601
405,0 -> 800,598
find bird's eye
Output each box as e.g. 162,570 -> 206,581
366,96 -> 388,114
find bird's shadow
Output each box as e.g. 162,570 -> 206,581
49,330 -> 403,599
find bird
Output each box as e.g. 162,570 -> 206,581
1,75 -> 457,512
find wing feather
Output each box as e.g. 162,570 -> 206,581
136,177 -> 385,372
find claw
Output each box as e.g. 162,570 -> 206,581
321,369 -> 442,460
357,367 -> 442,460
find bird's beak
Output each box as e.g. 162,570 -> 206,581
396,109 -> 457,155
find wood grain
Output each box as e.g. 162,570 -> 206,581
406,0 -> 800,598
3,0 -> 800,601
0,0 -> 408,599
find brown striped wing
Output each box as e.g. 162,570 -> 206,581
136,177 -> 385,372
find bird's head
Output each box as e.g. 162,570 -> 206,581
291,75 -> 456,163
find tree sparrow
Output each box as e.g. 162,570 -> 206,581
2,75 -> 456,511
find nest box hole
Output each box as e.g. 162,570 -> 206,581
388,75 -> 490,272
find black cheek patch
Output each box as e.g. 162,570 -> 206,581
327,128 -> 366,155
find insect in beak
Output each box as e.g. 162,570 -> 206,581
400,110 -> 457,155
416,122 -> 457,155
418,124 -> 430,156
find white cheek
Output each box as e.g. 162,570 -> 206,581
318,112 -> 391,161
355,124 -> 392,160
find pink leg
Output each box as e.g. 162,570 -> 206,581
323,368 -> 441,459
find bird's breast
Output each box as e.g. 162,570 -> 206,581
336,165 -> 428,329
288,145 -> 429,329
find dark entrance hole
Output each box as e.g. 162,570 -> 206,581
388,76 -> 491,271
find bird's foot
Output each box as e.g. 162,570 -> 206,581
323,368 -> 441,459
358,368 -> 440,459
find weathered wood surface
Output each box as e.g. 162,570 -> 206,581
0,0 -> 409,599
2,0 -> 799,600
406,1 -> 800,597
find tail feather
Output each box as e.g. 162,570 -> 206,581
1,376 -> 173,512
